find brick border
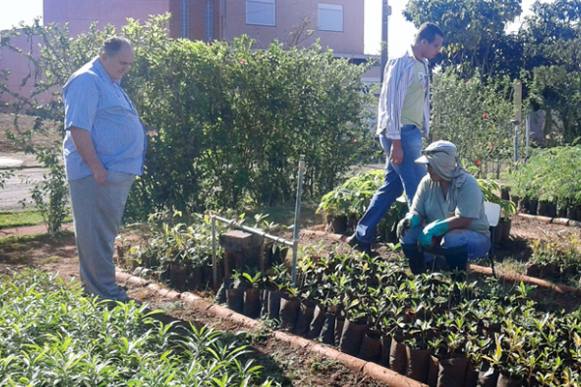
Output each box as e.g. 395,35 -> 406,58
115,270 -> 427,387
517,213 -> 581,227
468,264 -> 581,296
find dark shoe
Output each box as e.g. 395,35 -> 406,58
402,243 -> 426,274
345,233 -> 372,254
442,245 -> 468,272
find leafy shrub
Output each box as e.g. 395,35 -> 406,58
431,71 -> 514,170
317,170 -> 407,238
506,145 -> 581,207
1,16 -> 376,223
317,170 -> 385,218
125,211 -> 283,288
527,238 -> 581,286
0,270 -> 275,386
477,178 -> 517,218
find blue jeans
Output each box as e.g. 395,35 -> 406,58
355,125 -> 426,246
401,226 -> 491,261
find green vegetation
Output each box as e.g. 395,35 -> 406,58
272,246 -> 580,385
431,72 -> 514,170
406,0 -> 581,143
0,210 -> 45,229
121,211 -> 283,291
506,146 -> 581,217
0,270 -> 276,386
526,238 -> 581,287
1,15 -> 375,227
317,170 -> 407,237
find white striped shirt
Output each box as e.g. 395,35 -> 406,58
376,48 -> 430,140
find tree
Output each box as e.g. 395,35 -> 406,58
522,0 -> 581,143
521,0 -> 580,72
404,0 -> 522,79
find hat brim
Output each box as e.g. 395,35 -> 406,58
415,155 -> 429,164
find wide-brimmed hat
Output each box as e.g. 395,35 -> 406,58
415,140 -> 457,165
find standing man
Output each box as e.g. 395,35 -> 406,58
63,37 -> 145,301
348,23 -> 444,253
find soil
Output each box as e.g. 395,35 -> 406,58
510,215 -> 580,252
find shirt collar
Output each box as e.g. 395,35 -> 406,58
406,46 -> 428,65
92,57 -> 121,85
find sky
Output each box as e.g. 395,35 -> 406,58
0,0 -> 546,58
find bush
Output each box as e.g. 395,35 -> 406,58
1,16 -> 376,224
317,170 -> 407,238
506,145 -> 581,210
430,71 -> 514,171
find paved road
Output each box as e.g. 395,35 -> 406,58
0,167 -> 46,211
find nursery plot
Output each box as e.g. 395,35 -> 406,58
0,231 -> 385,386
0,270 -> 276,386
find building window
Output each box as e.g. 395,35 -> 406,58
318,3 -> 343,32
246,0 -> 276,26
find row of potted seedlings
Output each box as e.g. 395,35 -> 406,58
219,245 -> 580,387
120,212 -> 289,292
505,146 -> 581,221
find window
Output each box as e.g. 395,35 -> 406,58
318,3 -> 343,32
246,0 -> 276,26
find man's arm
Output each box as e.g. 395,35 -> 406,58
378,59 -> 412,165
442,215 -> 472,230
70,127 -> 107,185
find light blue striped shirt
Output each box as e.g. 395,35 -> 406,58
376,48 -> 430,140
62,57 -> 145,181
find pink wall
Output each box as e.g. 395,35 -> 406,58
44,0 -> 171,35
221,0 -> 364,56
1,0 -> 369,105
0,34 -> 45,104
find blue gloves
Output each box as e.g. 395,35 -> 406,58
397,212 -> 421,239
419,219 -> 449,247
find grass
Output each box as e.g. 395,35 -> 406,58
0,210 -> 45,229
0,230 -> 73,248
0,210 -> 72,229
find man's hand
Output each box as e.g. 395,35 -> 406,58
91,165 -> 108,185
419,219 -> 449,247
396,212 -> 421,239
390,140 -> 403,165
70,127 -> 108,185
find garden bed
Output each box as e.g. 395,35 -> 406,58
0,269 -> 277,385
0,212 -> 579,386
0,231 -> 385,386
116,214 -> 579,386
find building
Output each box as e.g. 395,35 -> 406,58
1,0 -> 375,104
43,0 -> 365,59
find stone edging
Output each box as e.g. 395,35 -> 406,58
468,264 -> 581,296
516,212 -> 581,227
115,270 -> 427,387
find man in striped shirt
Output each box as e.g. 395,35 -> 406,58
348,23 -> 444,253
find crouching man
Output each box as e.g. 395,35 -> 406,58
397,140 -> 490,274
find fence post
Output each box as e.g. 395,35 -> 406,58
513,80 -> 522,162
211,216 -> 217,289
291,155 -> 306,287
